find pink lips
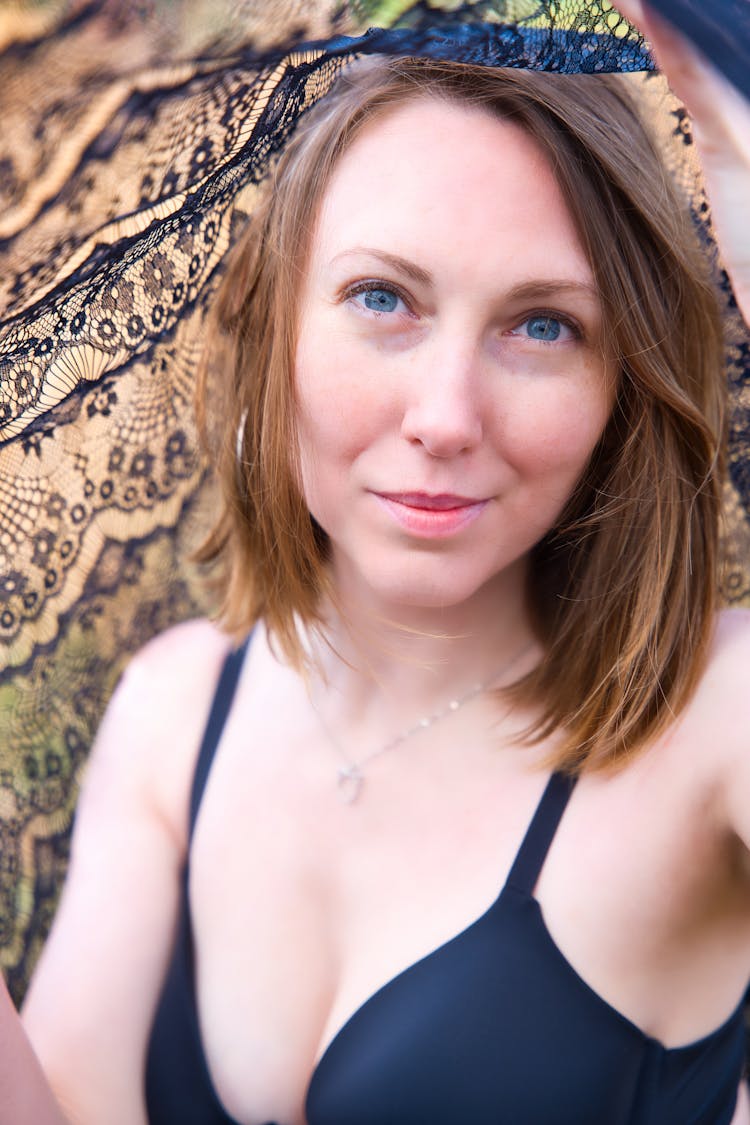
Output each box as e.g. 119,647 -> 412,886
373,491 -> 488,537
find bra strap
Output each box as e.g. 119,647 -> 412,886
506,771 -> 577,894
188,635 -> 251,839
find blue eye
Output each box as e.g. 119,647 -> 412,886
358,287 -> 400,313
525,316 -> 563,342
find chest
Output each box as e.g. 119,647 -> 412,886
183,733 -> 747,1125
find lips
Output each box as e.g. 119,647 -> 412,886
377,491 -> 484,510
372,491 -> 489,537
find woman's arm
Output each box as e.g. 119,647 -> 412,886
616,0 -> 750,326
20,620 -> 230,1125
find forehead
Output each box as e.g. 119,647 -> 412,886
309,96 -> 594,287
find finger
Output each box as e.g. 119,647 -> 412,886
614,1 -> 700,83
611,0 -> 646,34
616,2 -> 750,151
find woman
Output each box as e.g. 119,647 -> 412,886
3,2 -> 750,1123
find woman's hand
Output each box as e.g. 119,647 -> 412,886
616,0 -> 750,325
0,974 -> 69,1125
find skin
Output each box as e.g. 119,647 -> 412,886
295,103 -> 614,632
7,15 -> 750,1125
616,0 -> 750,325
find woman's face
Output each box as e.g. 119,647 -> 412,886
294,97 -> 615,613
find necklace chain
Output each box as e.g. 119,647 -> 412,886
309,645 -> 532,805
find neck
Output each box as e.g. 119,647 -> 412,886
305,560 -> 541,723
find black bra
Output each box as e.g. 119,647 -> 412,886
145,640 -> 747,1124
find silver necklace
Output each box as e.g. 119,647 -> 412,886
310,649 -> 531,804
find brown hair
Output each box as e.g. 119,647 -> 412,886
196,57 -> 725,772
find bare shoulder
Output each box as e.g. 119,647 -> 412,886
87,616 -> 235,847
96,617 -> 233,772
712,605 -> 750,649
700,607 -> 750,706
677,608 -> 750,748
109,617 -> 233,743
687,608 -> 750,847
649,609 -> 750,803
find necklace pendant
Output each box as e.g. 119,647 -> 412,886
337,763 -> 364,804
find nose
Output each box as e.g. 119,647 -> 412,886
400,335 -> 484,458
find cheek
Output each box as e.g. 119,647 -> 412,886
294,339 -> 375,517
295,328 -> 343,472
295,327 -> 398,480
499,376 -> 612,488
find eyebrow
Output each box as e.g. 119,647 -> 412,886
504,279 -> 599,304
330,247 -> 598,303
330,248 -> 432,286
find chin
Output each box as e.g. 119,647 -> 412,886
349,557 -> 509,614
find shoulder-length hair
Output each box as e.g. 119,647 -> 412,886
196,57 -> 725,773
